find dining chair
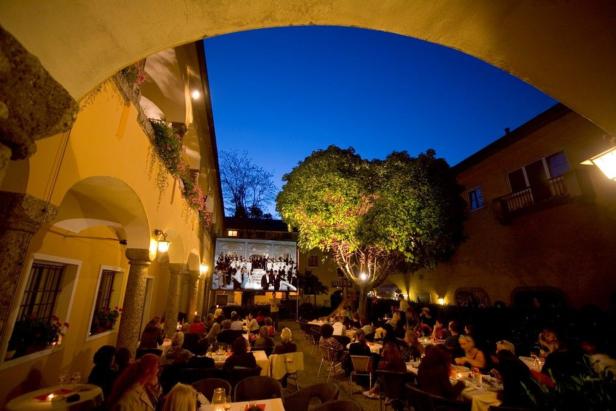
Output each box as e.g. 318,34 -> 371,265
233,375 -> 282,402
349,355 -> 373,389
282,382 -> 340,411
317,346 -> 342,380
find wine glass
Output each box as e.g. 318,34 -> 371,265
58,373 -> 68,385
70,371 -> 81,384
224,394 -> 232,410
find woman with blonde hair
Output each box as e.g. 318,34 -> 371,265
454,335 -> 487,370
274,327 -> 297,354
162,383 -> 197,411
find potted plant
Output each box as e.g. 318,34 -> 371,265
90,307 -> 121,335
7,315 -> 68,359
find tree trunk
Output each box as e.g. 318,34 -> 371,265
358,287 -> 367,321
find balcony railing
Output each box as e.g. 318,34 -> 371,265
492,173 -> 589,223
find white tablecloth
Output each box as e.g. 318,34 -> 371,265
206,350 -> 270,376
201,398 -> 285,411
6,384 -> 103,411
462,387 -> 501,411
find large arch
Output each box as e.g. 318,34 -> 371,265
53,176 -> 151,249
1,1 -> 615,135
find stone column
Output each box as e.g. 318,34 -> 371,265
186,271 -> 199,320
116,248 -> 151,352
0,192 -> 56,350
0,27 -> 78,186
163,263 -> 184,338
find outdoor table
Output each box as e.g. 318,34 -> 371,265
6,384 -> 103,411
346,341 -> 382,354
200,397 -> 285,411
307,320 -> 326,327
207,350 -> 270,376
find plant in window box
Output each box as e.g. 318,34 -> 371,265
7,315 -> 69,360
90,307 -> 122,335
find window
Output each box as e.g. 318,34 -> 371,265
227,230 -> 238,237
308,255 -> 319,267
17,262 -> 65,322
90,269 -> 122,336
467,187 -> 485,210
547,151 -> 569,178
508,168 -> 528,192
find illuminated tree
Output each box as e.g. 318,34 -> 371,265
277,146 -> 465,317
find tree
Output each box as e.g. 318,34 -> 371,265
277,146 -> 465,318
297,271 -> 329,306
220,150 -> 277,218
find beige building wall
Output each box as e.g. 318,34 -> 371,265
389,109 -> 616,309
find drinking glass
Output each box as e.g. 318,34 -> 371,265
224,395 -> 232,410
58,373 -> 68,385
70,372 -> 81,384
212,387 -> 226,404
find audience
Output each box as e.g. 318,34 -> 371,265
139,318 -> 164,349
537,328 -> 560,358
109,353 -> 161,410
319,323 -> 345,361
418,345 -> 465,400
264,317 -> 276,337
494,346 -> 544,408
254,326 -> 275,355
230,311 -> 243,331
188,315 -> 206,335
431,318 -> 450,340
162,383 -> 197,411
332,316 -> 346,336
362,341 -> 406,399
164,331 -> 192,364
445,320 -> 463,357
274,327 -> 297,354
88,345 -> 117,398
455,335 -> 487,371
401,329 -> 424,362
223,337 -> 258,371
115,347 -> 132,375
246,313 -> 260,333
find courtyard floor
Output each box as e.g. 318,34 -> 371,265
278,320 -> 380,411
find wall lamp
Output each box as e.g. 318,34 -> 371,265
582,146 -> 616,180
153,229 -> 170,253
199,262 -> 209,277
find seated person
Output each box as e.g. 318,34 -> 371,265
537,328 -> 560,359
332,316 -> 346,336
88,345 -> 117,398
349,330 -> 372,356
401,329 -> 424,362
246,313 -> 260,333
362,341 -> 406,398
164,331 -> 193,364
139,318 -> 164,349
223,337 -> 257,371
159,350 -> 193,394
253,326 -> 275,355
319,323 -> 345,361
188,315 -> 206,335
431,318 -> 450,340
455,335 -> 487,371
274,327 -> 297,354
264,317 -> 276,337
418,345 -> 465,400
445,320 -> 463,357
230,311 -> 244,331
493,344 -> 545,408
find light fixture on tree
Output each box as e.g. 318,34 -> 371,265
153,229 -> 170,254
437,297 -> 446,306
359,272 -> 369,282
582,146 -> 616,180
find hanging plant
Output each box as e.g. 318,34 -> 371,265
150,120 -> 183,173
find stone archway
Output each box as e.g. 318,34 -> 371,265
1,0 -> 615,138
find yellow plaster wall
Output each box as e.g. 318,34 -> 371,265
0,226 -> 129,406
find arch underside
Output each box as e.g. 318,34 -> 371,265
1,1 -> 615,135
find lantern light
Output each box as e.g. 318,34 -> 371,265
359,272 -> 369,282
582,146 -> 616,180
191,89 -> 201,100
199,263 -> 209,276
153,229 -> 170,254
437,297 -> 446,306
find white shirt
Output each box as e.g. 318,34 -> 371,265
332,322 -> 345,336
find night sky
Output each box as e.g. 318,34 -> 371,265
204,26 -> 556,215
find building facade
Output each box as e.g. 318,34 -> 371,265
0,42 -> 224,405
389,104 -> 616,309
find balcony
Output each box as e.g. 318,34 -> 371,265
492,170 -> 594,223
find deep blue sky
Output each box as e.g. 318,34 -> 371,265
204,26 -> 556,215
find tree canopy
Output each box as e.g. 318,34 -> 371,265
220,150 -> 276,218
276,146 -> 465,293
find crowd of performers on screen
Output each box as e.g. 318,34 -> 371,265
212,253 -> 298,291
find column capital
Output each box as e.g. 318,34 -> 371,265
168,263 -> 186,275
0,191 -> 57,233
125,248 -> 151,265
0,27 -> 78,160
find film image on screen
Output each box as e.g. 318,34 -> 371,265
212,238 -> 298,291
